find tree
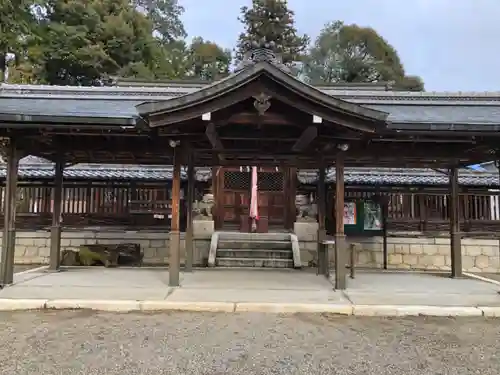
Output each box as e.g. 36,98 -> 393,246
151,40 -> 191,79
0,0 -> 38,82
235,0 -> 309,65
34,0 -> 159,85
304,21 -> 424,90
132,0 -> 186,44
187,37 -> 232,81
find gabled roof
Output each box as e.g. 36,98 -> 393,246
136,61 -> 389,129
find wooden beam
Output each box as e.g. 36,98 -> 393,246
292,126 -> 318,152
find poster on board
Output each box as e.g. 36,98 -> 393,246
363,201 -> 382,230
343,202 -> 356,225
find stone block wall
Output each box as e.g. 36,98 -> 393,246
293,222 -> 500,273
4,230 -> 211,266
349,235 -> 500,273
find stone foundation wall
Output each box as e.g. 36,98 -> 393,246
349,235 -> 500,273
4,230 -> 211,266
293,222 -> 500,273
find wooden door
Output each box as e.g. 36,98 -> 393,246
258,191 -> 285,226
257,170 -> 285,228
220,169 -> 251,229
222,190 -> 249,228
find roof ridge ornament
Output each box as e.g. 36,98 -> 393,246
235,47 -> 291,74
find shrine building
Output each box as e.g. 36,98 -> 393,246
1,50 -> 500,289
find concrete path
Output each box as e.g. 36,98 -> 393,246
1,267 -> 499,317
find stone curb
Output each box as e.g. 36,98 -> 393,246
141,301 -> 235,312
234,303 -> 353,314
463,272 -> 500,286
353,304 -> 484,317
0,299 -> 496,317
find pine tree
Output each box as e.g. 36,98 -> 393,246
235,0 -> 309,65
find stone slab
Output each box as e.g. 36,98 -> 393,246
0,286 -> 171,300
167,288 -> 345,304
352,304 -> 483,317
140,300 -> 235,312
0,298 -> 48,311
480,306 -> 500,317
235,302 -> 352,314
0,298 -> 498,317
46,299 -> 141,312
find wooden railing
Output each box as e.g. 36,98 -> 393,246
1,181 -> 499,234
0,182 -> 186,230
335,189 -> 500,235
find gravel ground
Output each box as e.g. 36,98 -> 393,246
0,311 -> 499,375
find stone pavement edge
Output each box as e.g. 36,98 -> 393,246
0,298 -> 499,317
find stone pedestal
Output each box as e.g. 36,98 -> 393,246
293,221 -> 319,242
193,220 -> 215,238
293,221 -> 319,267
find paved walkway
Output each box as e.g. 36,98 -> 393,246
1,267 -> 499,316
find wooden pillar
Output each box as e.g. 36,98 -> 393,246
185,151 -> 195,272
169,145 -> 182,287
48,152 -> 64,271
212,166 -> 221,230
334,154 -> 347,290
382,197 -> 389,270
0,140 -> 20,286
283,168 -> 290,229
449,167 -> 462,278
288,167 -> 297,230
317,160 -> 327,276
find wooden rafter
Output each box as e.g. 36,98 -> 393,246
205,122 -> 226,162
292,126 -> 318,152
205,122 -> 224,150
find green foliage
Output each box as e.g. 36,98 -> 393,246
132,0 -> 186,44
150,40 -> 191,79
188,37 -> 232,80
305,21 -> 424,90
0,0 -> 39,81
235,0 -> 309,65
2,1 -> 423,89
34,0 -> 159,85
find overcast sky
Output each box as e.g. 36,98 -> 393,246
180,0 -> 499,92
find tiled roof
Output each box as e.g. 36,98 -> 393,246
0,97 -> 143,120
3,83 -> 500,126
1,159 -> 497,187
365,104 -> 500,124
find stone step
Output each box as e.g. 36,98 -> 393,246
215,257 -> 294,268
217,232 -> 290,242
217,240 -> 292,250
216,249 -> 293,260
